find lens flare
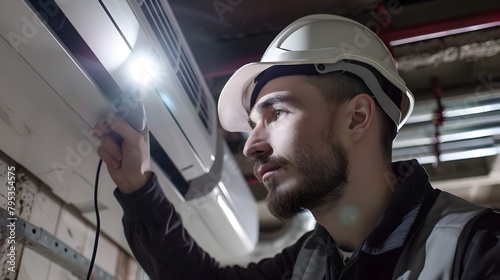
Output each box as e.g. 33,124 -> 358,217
131,57 -> 158,85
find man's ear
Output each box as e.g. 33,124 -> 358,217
347,94 -> 376,142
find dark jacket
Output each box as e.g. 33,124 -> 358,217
114,160 -> 500,279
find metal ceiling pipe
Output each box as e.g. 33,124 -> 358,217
396,39 -> 500,71
380,9 -> 500,46
202,10 -> 500,78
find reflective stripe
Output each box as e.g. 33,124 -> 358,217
291,233 -> 328,280
418,211 -> 480,279
292,192 -> 486,280
393,192 -> 486,280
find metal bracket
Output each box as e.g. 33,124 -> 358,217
0,208 -> 115,280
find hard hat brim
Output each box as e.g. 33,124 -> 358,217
218,60 -> 414,133
218,63 -> 274,133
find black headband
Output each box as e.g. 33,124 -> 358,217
249,64 -> 320,109
249,62 -> 402,114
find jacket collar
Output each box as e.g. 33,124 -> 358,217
361,159 -> 435,255
312,160 -> 436,256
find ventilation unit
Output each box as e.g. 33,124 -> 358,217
0,0 -> 257,263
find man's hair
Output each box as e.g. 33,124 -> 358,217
305,72 -> 396,162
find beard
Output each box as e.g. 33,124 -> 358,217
254,141 -> 349,221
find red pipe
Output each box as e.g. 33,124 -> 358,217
380,9 -> 500,46
431,78 -> 445,169
202,9 -> 500,78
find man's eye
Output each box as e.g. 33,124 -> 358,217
274,109 -> 286,118
248,120 -> 256,129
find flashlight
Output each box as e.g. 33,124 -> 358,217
131,56 -> 158,85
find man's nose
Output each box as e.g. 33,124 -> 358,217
243,125 -> 272,159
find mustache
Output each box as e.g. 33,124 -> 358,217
253,155 -> 288,180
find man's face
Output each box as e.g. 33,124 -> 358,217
244,75 -> 349,220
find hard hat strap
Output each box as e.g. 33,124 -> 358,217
315,61 -> 402,127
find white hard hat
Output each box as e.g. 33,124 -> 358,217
218,14 -> 414,133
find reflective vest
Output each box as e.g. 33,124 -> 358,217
392,192 -> 487,280
291,192 -> 488,280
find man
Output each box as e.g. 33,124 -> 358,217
95,14 -> 500,279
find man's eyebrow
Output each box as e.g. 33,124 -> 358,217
252,94 -> 297,113
247,94 -> 297,127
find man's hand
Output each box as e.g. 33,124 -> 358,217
94,112 -> 152,194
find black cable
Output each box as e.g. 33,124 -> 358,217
86,159 -> 103,280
